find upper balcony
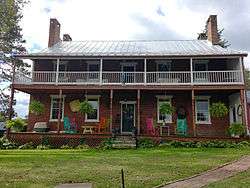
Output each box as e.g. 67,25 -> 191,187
14,58 -> 244,86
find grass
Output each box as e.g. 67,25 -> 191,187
205,169 -> 250,188
0,148 -> 249,188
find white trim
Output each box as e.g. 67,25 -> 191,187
157,97 -> 173,123
120,101 -> 136,134
85,95 -> 100,122
195,96 -> 211,124
49,95 -> 65,121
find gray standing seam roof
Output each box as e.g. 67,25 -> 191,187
18,40 -> 247,57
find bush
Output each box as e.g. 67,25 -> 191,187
0,136 -> 18,149
210,102 -> 228,118
36,144 -> 51,150
101,138 -> 114,149
29,100 -> 45,115
60,145 -> 74,149
76,144 -> 89,150
18,142 -> 35,149
138,138 -> 155,148
5,118 -> 27,132
228,123 -> 245,137
159,140 -> 250,148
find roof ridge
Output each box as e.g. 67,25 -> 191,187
61,39 -> 202,42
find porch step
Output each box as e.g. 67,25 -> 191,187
112,136 -> 137,148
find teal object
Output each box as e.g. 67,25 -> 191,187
63,117 -> 77,134
176,118 -> 187,136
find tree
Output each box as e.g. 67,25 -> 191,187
0,0 -> 30,119
197,24 -> 230,48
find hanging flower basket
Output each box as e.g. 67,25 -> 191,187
69,100 -> 81,112
210,102 -> 228,118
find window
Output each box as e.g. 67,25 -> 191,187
194,60 -> 208,71
156,60 -> 171,72
53,61 -> 67,71
50,95 -> 65,121
195,96 -> 211,124
85,95 -> 100,122
157,96 -> 172,123
87,62 -> 99,71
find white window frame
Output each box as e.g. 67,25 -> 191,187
121,62 -> 137,72
156,60 -> 172,72
85,95 -> 100,122
156,95 -> 173,123
195,96 -> 211,124
49,95 -> 65,122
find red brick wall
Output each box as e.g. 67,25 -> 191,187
27,90 -> 231,137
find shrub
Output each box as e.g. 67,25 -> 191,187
210,102 -> 228,118
5,118 -> 27,132
228,123 -> 245,137
36,144 -> 51,150
101,138 -> 114,149
60,145 -> 74,149
76,144 -> 89,150
0,136 -> 18,149
138,138 -> 155,148
29,100 -> 45,115
18,142 -> 35,149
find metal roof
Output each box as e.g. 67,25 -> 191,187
18,40 -> 247,58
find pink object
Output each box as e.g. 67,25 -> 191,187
146,118 -> 155,135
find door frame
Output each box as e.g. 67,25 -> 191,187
120,101 -> 136,134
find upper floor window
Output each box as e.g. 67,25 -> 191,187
87,61 -> 99,71
50,95 -> 65,121
156,60 -> 171,72
194,60 -> 208,71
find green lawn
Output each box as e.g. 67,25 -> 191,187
0,148 -> 249,188
205,169 -> 250,188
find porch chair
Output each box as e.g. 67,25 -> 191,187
63,117 -> 78,134
98,117 -> 109,133
146,118 -> 155,136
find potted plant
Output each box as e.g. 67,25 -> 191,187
79,100 -> 94,115
159,103 -> 175,126
6,118 -> 27,132
228,123 -> 245,138
29,100 -> 45,116
210,102 -> 228,118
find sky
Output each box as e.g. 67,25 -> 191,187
12,0 -> 250,117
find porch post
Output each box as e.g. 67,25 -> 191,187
190,58 -> 193,84
240,89 -> 249,135
191,89 -> 196,136
110,89 -> 113,133
100,58 -> 103,84
57,89 -> 62,133
144,58 -> 147,85
56,58 -> 60,84
239,57 -> 244,84
137,89 -> 140,135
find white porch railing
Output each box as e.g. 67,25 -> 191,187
14,70 -> 243,85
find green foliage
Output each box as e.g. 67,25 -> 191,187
159,103 -> 175,115
29,100 -> 45,115
79,101 -> 94,114
0,114 -> 5,122
228,123 -> 245,136
5,117 -> 26,132
210,102 -> 228,118
101,138 -> 114,149
18,142 -> 35,149
36,144 -> 51,150
159,140 -> 250,148
0,136 -> 18,149
76,144 -> 89,150
138,138 -> 155,148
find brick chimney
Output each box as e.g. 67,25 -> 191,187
63,34 -> 72,41
206,15 -> 219,45
48,18 -> 61,47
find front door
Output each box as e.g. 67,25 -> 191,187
121,102 -> 135,133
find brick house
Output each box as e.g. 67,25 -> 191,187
13,15 -> 249,138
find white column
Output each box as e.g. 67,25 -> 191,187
56,58 -> 60,84
100,58 -> 103,84
190,58 -> 193,85
239,57 -> 244,84
144,58 -> 147,85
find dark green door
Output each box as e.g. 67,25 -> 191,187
121,103 -> 135,133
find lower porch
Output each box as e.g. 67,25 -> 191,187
24,89 -> 248,138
